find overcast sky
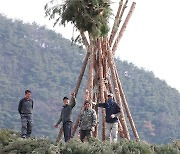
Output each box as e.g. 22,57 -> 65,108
0,0 -> 180,92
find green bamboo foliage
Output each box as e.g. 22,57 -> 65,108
45,0 -> 112,39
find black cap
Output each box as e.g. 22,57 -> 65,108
108,93 -> 113,97
63,97 -> 69,100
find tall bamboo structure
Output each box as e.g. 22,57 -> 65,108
46,0 -> 140,142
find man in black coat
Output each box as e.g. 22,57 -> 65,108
54,92 -> 76,142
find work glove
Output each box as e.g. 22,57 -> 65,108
91,127 -> 95,132
111,114 -> 116,118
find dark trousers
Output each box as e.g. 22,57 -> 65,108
21,114 -> 33,137
80,129 -> 91,142
63,121 -> 72,142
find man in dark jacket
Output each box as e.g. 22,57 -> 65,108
54,92 -> 76,142
96,93 -> 120,142
18,90 -> 34,138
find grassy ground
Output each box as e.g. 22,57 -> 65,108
0,129 -> 179,154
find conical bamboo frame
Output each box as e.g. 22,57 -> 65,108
56,1 -> 139,142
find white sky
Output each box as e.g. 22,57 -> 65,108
0,0 -> 180,92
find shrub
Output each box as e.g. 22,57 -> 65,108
0,129 -> 179,154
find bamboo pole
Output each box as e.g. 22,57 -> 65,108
106,39 -> 130,140
112,2 -> 136,54
115,68 -> 140,141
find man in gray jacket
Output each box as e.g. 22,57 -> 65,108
54,92 -> 76,142
79,100 -> 97,142
18,90 -> 34,138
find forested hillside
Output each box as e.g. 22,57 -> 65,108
0,14 -> 179,143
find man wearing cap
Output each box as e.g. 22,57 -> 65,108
54,92 -> 76,142
96,93 -> 120,142
79,100 -> 97,142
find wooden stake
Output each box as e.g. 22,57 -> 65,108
56,51 -> 90,142
112,2 -> 136,54
93,89 -> 99,138
106,39 -> 130,140
80,29 -> 89,48
74,52 -> 90,95
105,72 -> 125,139
106,74 -> 113,94
118,121 -> 124,138
109,0 -> 124,46
72,38 -> 96,137
116,0 -> 129,28
55,1 -> 139,142
86,41 -> 95,102
56,126 -> 63,142
115,68 -> 140,141
72,111 -> 81,137
72,89 -> 89,137
98,38 -> 106,140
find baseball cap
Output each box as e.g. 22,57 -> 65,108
108,93 -> 113,97
63,97 -> 69,100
